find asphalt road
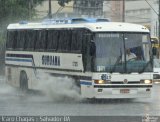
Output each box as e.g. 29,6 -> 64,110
0,76 -> 160,122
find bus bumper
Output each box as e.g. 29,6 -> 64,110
80,84 -> 152,99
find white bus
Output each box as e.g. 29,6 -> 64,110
5,18 -> 153,99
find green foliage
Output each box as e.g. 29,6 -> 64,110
0,31 -> 6,52
0,0 -> 44,51
0,34 -> 4,43
58,0 -> 72,7
0,0 -> 44,23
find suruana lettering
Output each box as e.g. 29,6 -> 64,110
42,55 -> 60,66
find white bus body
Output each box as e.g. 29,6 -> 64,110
5,18 -> 153,99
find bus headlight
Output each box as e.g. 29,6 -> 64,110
140,80 -> 152,84
94,80 -> 111,84
144,80 -> 152,84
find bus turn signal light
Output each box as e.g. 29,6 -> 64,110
94,80 -> 110,84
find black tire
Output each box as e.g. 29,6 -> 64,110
20,71 -> 28,92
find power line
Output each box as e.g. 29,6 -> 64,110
45,0 -> 156,22
48,0 -> 52,18
105,4 -> 150,20
144,0 -> 159,16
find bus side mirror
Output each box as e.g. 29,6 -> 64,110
90,41 -> 96,56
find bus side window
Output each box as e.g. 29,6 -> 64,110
16,30 -> 26,50
71,30 -> 83,52
35,30 -> 46,51
46,30 -> 58,51
25,30 -> 36,50
58,30 -> 72,52
7,30 -> 17,50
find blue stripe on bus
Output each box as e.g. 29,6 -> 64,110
6,58 -> 32,62
6,57 -> 38,79
80,81 -> 92,85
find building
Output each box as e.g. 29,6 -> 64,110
151,0 -> 158,37
102,0 -> 158,36
73,0 -> 103,17
110,1 -> 124,22
35,0 -> 160,39
125,1 -> 152,25
104,0 -> 152,24
35,0 -> 104,19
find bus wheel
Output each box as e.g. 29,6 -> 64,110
20,71 -> 28,92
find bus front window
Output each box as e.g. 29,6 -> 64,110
93,33 -> 152,73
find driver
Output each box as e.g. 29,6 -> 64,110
122,48 -> 137,61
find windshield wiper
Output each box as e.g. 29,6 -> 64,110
110,55 -> 122,73
110,48 -> 122,73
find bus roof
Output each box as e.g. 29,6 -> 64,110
7,19 -> 149,33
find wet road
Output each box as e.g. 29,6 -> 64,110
0,76 -> 160,117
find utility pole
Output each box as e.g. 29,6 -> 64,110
158,0 -> 160,39
158,0 -> 160,58
28,0 -> 33,20
122,0 -> 125,22
48,0 -> 52,18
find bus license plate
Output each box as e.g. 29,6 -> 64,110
120,89 -> 130,94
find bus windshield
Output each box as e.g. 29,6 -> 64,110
93,32 -> 152,73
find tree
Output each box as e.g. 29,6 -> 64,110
57,0 -> 72,7
0,0 -> 45,58
0,0 -> 44,23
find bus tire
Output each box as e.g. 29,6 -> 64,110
20,71 -> 28,92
